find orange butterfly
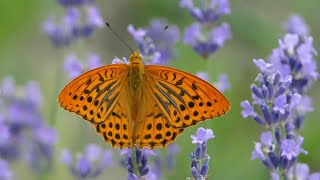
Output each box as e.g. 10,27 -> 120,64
58,51 -> 230,149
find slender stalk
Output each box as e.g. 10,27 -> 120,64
48,51 -> 64,126
132,146 -> 139,176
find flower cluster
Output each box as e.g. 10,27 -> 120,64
60,144 -> 112,178
120,148 -> 156,180
42,0 -> 104,47
269,25 -> 318,130
128,19 -> 179,65
196,72 -> 231,93
241,14 -> 319,179
0,77 -> 57,174
180,0 -> 232,58
241,59 -> 308,177
269,34 -> 318,94
187,127 -> 214,180
64,53 -> 102,79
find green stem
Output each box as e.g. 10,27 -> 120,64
48,51 -> 64,126
132,146 -> 139,176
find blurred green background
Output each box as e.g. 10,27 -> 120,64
0,0 -> 319,179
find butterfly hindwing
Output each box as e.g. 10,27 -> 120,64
58,64 -> 128,124
95,102 -> 132,148
145,65 -> 230,128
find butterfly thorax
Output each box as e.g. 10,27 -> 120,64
128,51 -> 145,90
127,51 -> 145,121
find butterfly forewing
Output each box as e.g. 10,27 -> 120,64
58,64 -> 128,124
145,65 -> 230,129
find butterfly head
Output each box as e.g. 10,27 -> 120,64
129,50 -> 143,65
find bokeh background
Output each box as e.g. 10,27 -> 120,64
0,0 -> 319,179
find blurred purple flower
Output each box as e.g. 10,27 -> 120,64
284,14 -> 309,36
167,143 -> 180,170
180,0 -> 230,23
128,19 -> 179,65
287,163 -> 320,180
0,78 -> 57,173
85,6 -> 104,28
64,54 -> 83,79
181,0 -> 231,58
0,159 -> 12,180
57,0 -> 96,6
87,53 -> 102,69
0,77 -> 15,97
43,1 -> 104,47
183,22 -> 231,58
213,74 -> 230,92
60,144 -> 112,178
196,72 -> 209,81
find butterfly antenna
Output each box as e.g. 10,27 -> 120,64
139,25 -> 168,54
105,22 -> 134,53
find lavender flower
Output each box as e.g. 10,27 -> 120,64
188,127 -> 214,180
120,148 -> 156,179
269,33 -> 317,130
0,78 -> 57,173
42,1 -> 103,47
196,72 -> 230,92
286,163 -> 320,180
269,33 -> 318,94
180,0 -> 231,23
241,17 -> 319,177
60,144 -> 112,178
213,74 -> 231,92
128,19 -> 179,65
183,22 -> 231,58
181,0 -> 231,58
166,143 -> 180,170
64,53 -> 102,79
0,159 -> 12,180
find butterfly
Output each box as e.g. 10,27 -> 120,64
58,50 -> 230,149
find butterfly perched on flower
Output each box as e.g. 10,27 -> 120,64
58,50 -> 230,149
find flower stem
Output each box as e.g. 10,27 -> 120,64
48,51 -> 64,126
132,146 -> 139,176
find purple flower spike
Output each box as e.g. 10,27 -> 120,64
188,128 -> 215,179
85,6 -> 104,28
